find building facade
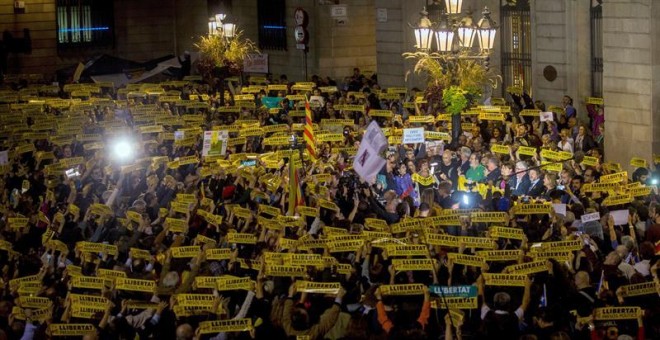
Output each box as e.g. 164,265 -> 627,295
1,0 -> 658,170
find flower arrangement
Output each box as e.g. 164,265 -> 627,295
195,30 -> 259,77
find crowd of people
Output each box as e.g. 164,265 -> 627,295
0,67 -> 657,340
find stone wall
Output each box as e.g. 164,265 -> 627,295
602,0 -> 659,172
234,0 -> 377,82
0,0 -> 207,78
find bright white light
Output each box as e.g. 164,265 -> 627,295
462,194 -> 469,205
113,140 -> 134,160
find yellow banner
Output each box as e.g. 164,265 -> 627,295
504,261 -> 548,275
593,307 -> 642,320
227,233 -> 257,244
18,296 -> 52,309
531,251 -> 573,262
296,281 -> 341,294
379,284 -> 426,296
392,259 -> 434,271
369,109 -> 393,117
586,97 -> 604,105
289,253 -> 325,267
477,250 -> 522,262
386,245 -> 428,257
628,186 -> 652,197
478,112 -> 505,121
533,239 -> 583,252
175,294 -> 215,307
513,203 -> 552,215
171,246 -> 201,258
602,193 -> 633,206
581,156 -> 599,166
583,182 -> 620,192
619,282 -> 658,298
115,278 -> 156,292
457,236 -> 497,249
97,269 -> 127,279
198,319 -> 253,334
483,273 -> 527,287
470,212 -> 508,223
265,265 -> 306,277
216,277 -> 254,291
425,233 -> 459,247
49,324 -> 96,336
431,297 -> 478,309
517,146 -> 537,156
447,253 -> 486,267
488,226 -> 524,240
334,104 -> 365,112
600,171 -> 627,184
328,239 -> 363,253
70,276 -> 112,290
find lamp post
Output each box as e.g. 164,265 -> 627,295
409,1 -> 498,56
206,13 -> 237,105
405,1 -> 499,148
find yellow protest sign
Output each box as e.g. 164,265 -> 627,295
392,259 -> 434,271
593,307 -> 641,320
630,157 -> 647,168
488,226 -> 524,240
483,273 -> 527,287
517,146 -> 537,157
431,297 -> 478,309
477,250 -> 522,262
227,232 -> 257,245
447,253 -> 486,267
504,261 -> 548,275
296,281 -> 341,294
49,324 -> 96,336
600,171 -> 627,184
470,212 -> 508,223
265,265 -> 306,277
602,193 -> 632,207
386,245 -> 428,257
513,203 -> 552,215
425,233 -> 459,247
457,236 -> 497,249
619,282 -> 658,297
205,248 -> 231,260
379,284 -> 426,296
586,97 -> 604,105
198,319 -> 253,334
115,278 -> 156,292
171,246 -> 201,258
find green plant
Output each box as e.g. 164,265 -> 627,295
195,30 -> 259,72
442,86 -> 468,115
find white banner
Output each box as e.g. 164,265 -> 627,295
244,54 -> 268,74
354,121 -> 388,183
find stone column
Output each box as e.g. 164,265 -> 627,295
602,0 -> 659,172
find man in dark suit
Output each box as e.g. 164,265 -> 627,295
526,168 -> 545,197
510,161 -> 531,196
574,125 -> 597,153
485,156 -> 502,184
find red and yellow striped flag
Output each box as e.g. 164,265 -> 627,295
304,97 -> 317,160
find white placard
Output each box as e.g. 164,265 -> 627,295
376,8 -> 388,22
552,203 -> 567,216
202,131 -> 228,157
243,54 -> 269,74
540,112 -> 554,122
354,121 -> 388,182
174,131 -> 185,141
402,128 -> 425,144
331,4 -> 347,18
581,212 -> 600,224
610,210 -> 629,226
0,151 -> 8,165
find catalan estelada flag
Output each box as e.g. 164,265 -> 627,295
287,154 -> 306,215
304,97 -> 317,160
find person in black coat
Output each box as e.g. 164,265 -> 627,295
526,168 -> 545,197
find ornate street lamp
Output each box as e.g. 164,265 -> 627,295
413,8 -> 434,52
457,14 -> 477,49
444,0 -> 463,15
434,13 -> 454,53
477,7 -> 497,53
